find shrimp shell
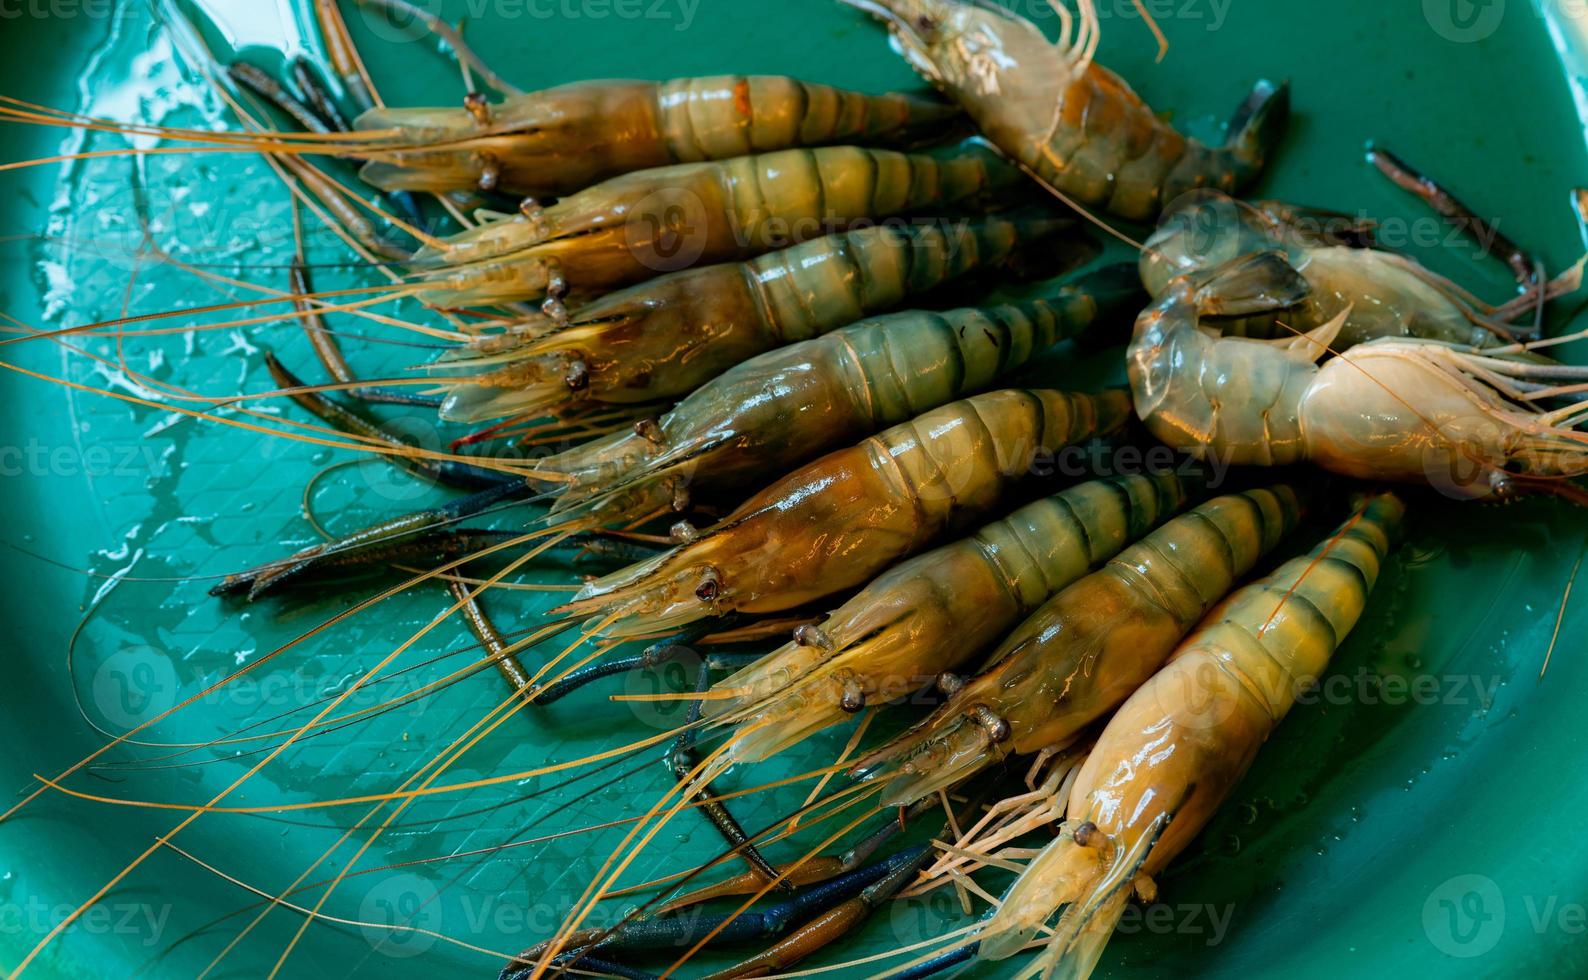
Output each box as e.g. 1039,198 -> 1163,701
978,494 -> 1404,980
1140,190 -> 1519,348
846,0 -> 1289,221
705,470 -> 1198,766
859,484 -> 1305,806
1129,251 -> 1588,494
533,264 -> 1142,528
354,76 -> 961,197
409,140 -> 1022,306
435,213 -> 1075,422
550,388 -> 1131,637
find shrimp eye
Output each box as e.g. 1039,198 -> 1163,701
694,567 -> 722,603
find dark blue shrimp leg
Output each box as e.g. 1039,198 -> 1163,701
529,630 -> 757,705
210,479 -> 532,599
288,260 -> 441,408
690,842 -> 936,979
889,942 -> 978,980
670,654 -> 791,894
265,352 -> 498,488
501,847 -> 931,980
285,57 -> 427,229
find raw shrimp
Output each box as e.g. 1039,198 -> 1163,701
550,388 -> 1131,637
353,75 -> 962,197
977,493 -> 1404,980
1139,189 -> 1540,347
1129,250 -> 1588,496
532,264 -> 1142,528
703,470 -> 1199,767
844,0 -> 1289,221
409,140 -> 1022,307
435,212 -> 1076,422
854,484 -> 1305,806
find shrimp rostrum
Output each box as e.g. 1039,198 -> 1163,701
976,493 -> 1405,980
434,211 -> 1077,422
853,484 -> 1305,807
1130,250 -> 1588,498
846,0 -> 1290,221
409,140 -> 1022,307
353,75 -> 962,197
548,388 -> 1130,638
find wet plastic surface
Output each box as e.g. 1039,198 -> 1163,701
0,1 -> 1585,977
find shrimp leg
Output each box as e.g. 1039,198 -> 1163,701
287,57 -> 353,132
977,494 -> 1406,980
669,658 -> 793,892
1368,146 -> 1541,295
529,628 -> 754,705
656,795 -> 939,912
262,352 -> 507,491
503,845 -> 931,979
289,258 -> 443,408
448,578 -> 534,703
225,62 -> 422,253
213,353 -> 546,598
210,478 -> 532,599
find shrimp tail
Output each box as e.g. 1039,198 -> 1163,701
980,812 -> 1172,980
1215,78 -> 1291,192
1191,249 -> 1309,317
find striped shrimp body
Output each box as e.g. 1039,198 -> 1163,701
1139,190 -> 1530,348
857,485 -> 1305,807
532,265 -> 1142,528
703,471 -> 1197,767
1129,251 -> 1588,495
435,213 -> 1074,422
408,141 -> 1021,307
549,388 -> 1131,637
353,75 -> 962,197
978,494 -> 1405,980
845,0 -> 1289,221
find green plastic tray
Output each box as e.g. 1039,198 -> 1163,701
1,1 -> 1585,977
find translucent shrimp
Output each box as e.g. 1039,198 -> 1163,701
844,0 -> 1289,221
531,264 -> 1142,528
409,140 -> 1021,307
1139,189 -> 1547,348
978,494 -> 1405,980
1129,250 -> 1588,497
352,75 -> 962,196
550,388 -> 1131,637
434,212 -> 1076,422
702,470 -> 1199,767
854,485 -> 1305,806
